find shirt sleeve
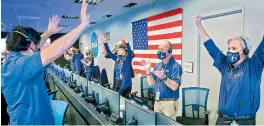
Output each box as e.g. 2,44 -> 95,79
253,35 -> 264,65
104,43 -> 117,61
14,52 -> 44,81
204,39 -> 227,72
170,64 -> 182,85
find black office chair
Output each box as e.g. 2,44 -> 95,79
92,65 -> 100,83
100,68 -> 111,89
140,76 -> 155,107
176,87 -> 211,125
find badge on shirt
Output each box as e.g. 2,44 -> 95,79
155,92 -> 160,101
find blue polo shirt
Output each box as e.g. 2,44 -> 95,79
204,37 -> 264,116
104,43 -> 132,90
69,53 -> 75,71
84,57 -> 94,73
73,53 -> 84,72
1,51 -> 55,125
152,57 -> 182,99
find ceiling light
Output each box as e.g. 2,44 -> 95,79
124,2 -> 138,8
103,15 -> 112,18
90,22 -> 97,25
61,15 -> 80,19
74,0 -> 104,5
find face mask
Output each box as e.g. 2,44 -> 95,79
157,51 -> 167,60
227,51 -> 240,64
117,55 -> 124,61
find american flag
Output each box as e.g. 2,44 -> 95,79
132,8 -> 183,75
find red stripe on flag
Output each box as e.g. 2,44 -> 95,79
134,69 -> 146,75
148,43 -> 182,50
148,32 -> 182,40
148,8 -> 183,22
134,54 -> 182,60
133,62 -> 156,68
148,20 -> 182,31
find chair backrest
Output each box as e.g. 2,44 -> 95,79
100,68 -> 109,86
51,100 -> 69,125
182,87 -> 210,119
92,65 -> 100,82
140,76 -> 155,99
48,90 -> 58,100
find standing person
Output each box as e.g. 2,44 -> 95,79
73,48 -> 84,75
1,0 -> 90,124
104,38 -> 135,78
81,49 -> 94,81
141,40 -> 182,121
193,14 -> 264,125
68,47 -> 76,72
102,33 -> 133,98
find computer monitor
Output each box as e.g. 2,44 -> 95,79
130,94 -> 153,110
102,87 -> 120,116
156,112 -> 182,125
88,81 -> 103,104
125,99 -> 156,125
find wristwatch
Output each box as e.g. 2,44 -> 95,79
162,75 -> 167,81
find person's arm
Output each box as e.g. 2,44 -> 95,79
41,0 -> 90,67
123,38 -> 132,61
193,14 -> 210,43
164,65 -> 182,91
38,15 -> 63,49
101,33 -> 117,61
104,47 -> 118,58
194,14 -> 225,71
254,35 -> 264,65
131,51 -> 135,58
141,60 -> 155,85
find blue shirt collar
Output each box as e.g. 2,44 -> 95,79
162,56 -> 175,66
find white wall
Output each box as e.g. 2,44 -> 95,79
79,0 -> 264,124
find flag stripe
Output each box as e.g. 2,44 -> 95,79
148,43 -> 182,50
133,58 -> 182,64
132,7 -> 183,75
134,54 -> 181,60
148,20 -> 182,31
133,61 -> 156,68
148,38 -> 182,45
133,49 -> 181,55
148,32 -> 182,40
148,8 -> 183,22
148,26 -> 182,36
134,69 -> 146,75
148,14 -> 182,27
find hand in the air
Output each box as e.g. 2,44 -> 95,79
193,14 -> 202,26
47,15 -> 63,34
80,0 -> 90,28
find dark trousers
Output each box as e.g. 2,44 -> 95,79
216,116 -> 256,125
120,86 -> 132,99
114,80 -> 132,98
86,72 -> 92,81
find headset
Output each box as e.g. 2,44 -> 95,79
240,36 -> 249,55
167,41 -> 172,54
12,31 -> 33,43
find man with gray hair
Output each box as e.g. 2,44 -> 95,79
194,14 -> 264,125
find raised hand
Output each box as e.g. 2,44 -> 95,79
80,0 -> 90,28
122,38 -> 129,43
47,15 -> 63,34
141,59 -> 151,74
193,14 -> 202,26
101,32 -> 107,43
